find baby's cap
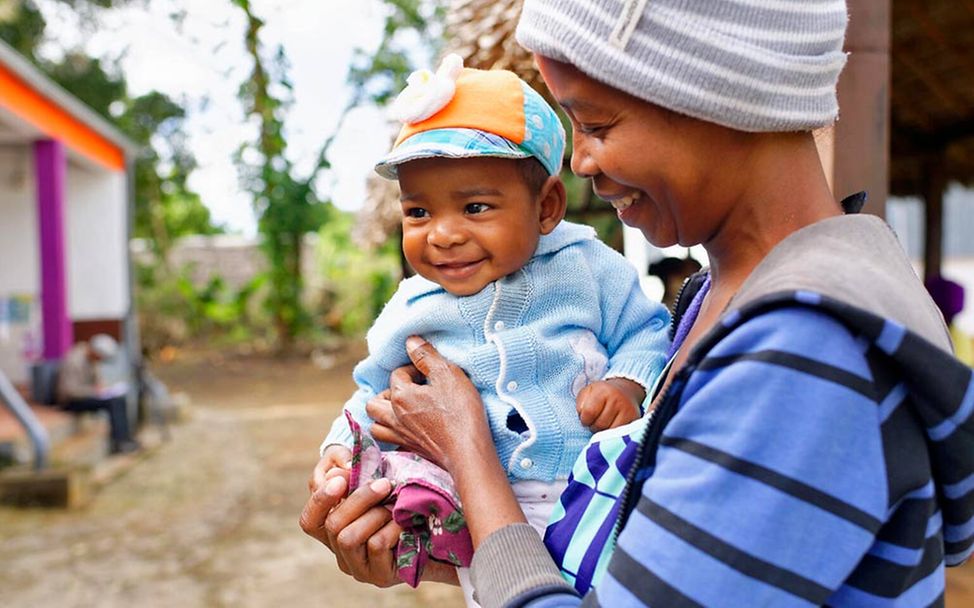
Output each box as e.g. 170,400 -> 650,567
375,54 -> 566,179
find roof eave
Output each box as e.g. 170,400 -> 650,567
0,38 -> 139,156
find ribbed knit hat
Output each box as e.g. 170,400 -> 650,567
516,0 -> 849,132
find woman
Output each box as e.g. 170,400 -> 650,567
302,1 -> 974,606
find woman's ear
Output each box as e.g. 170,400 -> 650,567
537,176 -> 567,235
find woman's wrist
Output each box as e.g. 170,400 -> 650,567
421,561 -> 461,585
451,430 -> 527,547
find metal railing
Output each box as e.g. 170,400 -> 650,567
0,370 -> 50,470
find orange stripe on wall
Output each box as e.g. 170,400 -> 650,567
0,63 -> 126,172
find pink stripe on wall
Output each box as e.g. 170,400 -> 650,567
34,139 -> 73,359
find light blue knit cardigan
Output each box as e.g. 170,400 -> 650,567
323,221 -> 670,482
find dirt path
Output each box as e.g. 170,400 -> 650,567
2,343 -> 972,606
0,343 -> 464,608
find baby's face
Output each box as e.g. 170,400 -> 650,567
398,157 -> 543,296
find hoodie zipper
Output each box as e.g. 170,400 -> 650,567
668,276 -> 694,340
610,271 -> 706,545
610,365 -> 692,546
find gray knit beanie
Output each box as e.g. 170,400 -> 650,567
516,0 -> 849,132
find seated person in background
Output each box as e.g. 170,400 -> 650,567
57,334 -> 139,454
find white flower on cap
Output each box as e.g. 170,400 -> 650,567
390,53 -> 464,125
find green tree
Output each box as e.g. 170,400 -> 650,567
231,0 -> 330,350
346,0 -> 446,106
0,0 -> 221,257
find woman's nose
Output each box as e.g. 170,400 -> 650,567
427,218 -> 467,248
570,133 -> 599,178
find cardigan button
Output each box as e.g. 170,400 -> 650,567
506,380 -> 518,392
494,321 -> 505,331
520,458 -> 533,469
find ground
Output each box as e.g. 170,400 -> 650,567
1,343 -> 972,606
0,342 -> 464,608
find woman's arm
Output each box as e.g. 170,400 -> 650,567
302,337 -> 579,605
367,338 -> 580,606
367,338 -> 528,546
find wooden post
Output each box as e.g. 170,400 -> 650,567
922,150 -> 947,281
818,0 -> 891,217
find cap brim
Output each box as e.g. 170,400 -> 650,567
374,128 -> 531,179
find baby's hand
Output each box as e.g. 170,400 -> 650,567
308,444 -> 353,496
576,378 -> 645,432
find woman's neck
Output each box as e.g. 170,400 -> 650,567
704,131 -> 841,299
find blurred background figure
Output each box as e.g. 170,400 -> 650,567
57,334 -> 139,454
926,275 -> 973,365
647,255 -> 703,311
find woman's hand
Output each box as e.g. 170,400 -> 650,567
368,336 -> 529,547
299,476 -> 402,588
367,336 -> 491,471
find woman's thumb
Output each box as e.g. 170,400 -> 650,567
406,336 -> 437,375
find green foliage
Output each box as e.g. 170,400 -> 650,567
315,210 -> 400,337
346,0 -> 445,106
232,0 -> 332,349
136,260 -> 269,351
0,1 -> 45,59
0,0 -> 221,255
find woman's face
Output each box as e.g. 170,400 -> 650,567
537,56 -> 743,248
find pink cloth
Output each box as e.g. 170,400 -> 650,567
346,412 -> 474,587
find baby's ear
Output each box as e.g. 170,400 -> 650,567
538,176 -> 567,235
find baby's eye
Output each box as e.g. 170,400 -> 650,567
404,207 -> 429,219
465,202 -> 490,214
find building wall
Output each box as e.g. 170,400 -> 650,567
65,162 -> 129,320
0,146 -> 39,384
0,146 -> 39,294
0,147 -> 130,384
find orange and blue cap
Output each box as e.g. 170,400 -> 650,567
375,55 -> 566,179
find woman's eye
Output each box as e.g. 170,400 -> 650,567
404,207 -> 429,219
578,124 -> 606,136
465,203 -> 490,214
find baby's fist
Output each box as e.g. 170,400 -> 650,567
308,444 -> 353,495
576,378 -> 645,432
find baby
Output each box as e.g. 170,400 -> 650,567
318,55 -> 669,597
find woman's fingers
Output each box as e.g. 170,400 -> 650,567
405,336 -> 449,377
324,479 -> 396,584
325,478 -> 393,540
389,363 -> 424,391
364,519 -> 404,587
369,422 -> 404,445
366,393 -> 396,427
299,475 -> 348,545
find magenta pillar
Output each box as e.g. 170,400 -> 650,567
34,139 -> 73,359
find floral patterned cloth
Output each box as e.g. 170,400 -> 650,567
345,412 -> 474,587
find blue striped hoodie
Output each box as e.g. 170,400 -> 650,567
472,214 -> 974,608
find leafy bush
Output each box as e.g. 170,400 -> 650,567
314,211 -> 401,337
136,261 -> 270,352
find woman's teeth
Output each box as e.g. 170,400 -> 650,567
611,193 -> 639,211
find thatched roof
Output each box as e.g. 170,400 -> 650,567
890,1 -> 974,196
355,0 -> 974,247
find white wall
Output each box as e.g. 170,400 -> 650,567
0,146 -> 39,293
0,146 -> 39,384
0,148 -> 129,384
65,164 -> 129,320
